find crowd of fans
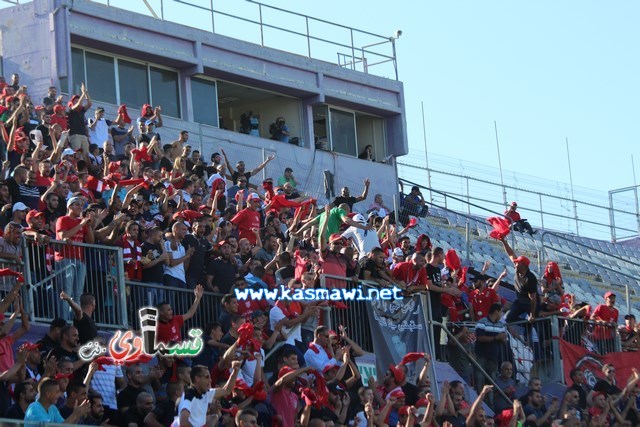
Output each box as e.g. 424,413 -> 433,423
0,76 -> 636,426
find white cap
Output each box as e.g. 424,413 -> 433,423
352,214 -> 366,224
62,148 -> 75,157
393,248 -> 404,257
12,202 -> 29,212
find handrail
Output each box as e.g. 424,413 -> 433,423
435,320 -> 513,406
399,162 -> 638,216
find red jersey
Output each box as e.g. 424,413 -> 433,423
470,287 -> 500,320
55,216 -> 87,261
35,172 -> 53,187
504,210 -> 521,222
237,297 -> 269,319
392,261 -> 429,287
231,208 -> 261,245
592,304 -> 619,340
441,293 -> 459,321
156,314 -> 184,344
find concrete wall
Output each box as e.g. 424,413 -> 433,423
0,0 -> 403,211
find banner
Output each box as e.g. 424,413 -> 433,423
366,295 -> 431,381
559,339 -> 640,387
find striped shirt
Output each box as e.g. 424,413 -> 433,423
474,316 -> 507,359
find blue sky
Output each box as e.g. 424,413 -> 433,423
248,0 -> 640,194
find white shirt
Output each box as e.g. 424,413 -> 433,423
342,226 -> 380,260
269,304 -> 301,345
303,342 -> 339,372
164,240 -> 186,281
87,118 -> 111,145
240,348 -> 265,386
175,388 -> 217,427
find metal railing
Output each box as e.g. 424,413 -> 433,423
398,162 -> 639,242
21,236 -> 128,329
91,0 -> 398,79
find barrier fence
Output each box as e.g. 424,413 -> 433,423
21,236 -> 128,329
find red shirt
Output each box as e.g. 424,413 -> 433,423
231,208 -> 261,245
237,297 -> 269,319
50,114 -> 68,131
441,293 -> 459,321
504,210 -> 521,222
470,288 -> 500,320
55,215 -> 87,261
156,314 -> 185,344
392,261 -> 428,287
35,172 -> 53,187
270,387 -> 299,427
592,304 -> 619,340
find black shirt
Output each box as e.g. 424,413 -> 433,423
117,385 -> 144,411
150,397 -> 177,426
3,403 -> 25,419
206,257 -> 238,294
141,242 -> 165,283
183,234 -> 211,282
122,406 -> 148,426
332,196 -> 358,211
231,171 -> 252,186
74,312 -> 98,345
593,379 -> 621,397
358,257 -> 383,280
67,107 -> 88,136
426,263 -> 443,316
514,269 -> 539,305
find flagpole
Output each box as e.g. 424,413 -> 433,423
494,121 -> 507,207
421,102 -> 432,203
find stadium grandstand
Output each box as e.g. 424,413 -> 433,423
0,1 -> 636,426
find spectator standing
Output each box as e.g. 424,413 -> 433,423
206,241 -> 238,294
141,227 -> 168,306
163,222 -> 195,288
182,218 -> 212,289
500,237 -> 539,323
473,303 -> 508,393
304,326 -> 339,371
591,292 -> 619,354
59,292 -> 97,345
341,213 -> 380,261
493,362 -> 517,413
86,107 -> 111,145
156,285 -> 204,345
332,179 -> 370,211
67,83 -> 92,163
277,167 -> 297,188
230,193 -> 262,246
619,314 -> 639,351
55,197 -> 95,319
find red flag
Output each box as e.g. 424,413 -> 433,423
445,249 -> 461,272
487,217 -> 511,240
400,352 -> 426,365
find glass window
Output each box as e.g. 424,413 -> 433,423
118,59 -> 149,112
85,52 -> 117,105
150,67 -> 180,118
191,77 -> 218,127
70,47 -> 85,96
330,108 -> 357,156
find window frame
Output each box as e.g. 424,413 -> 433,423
190,75 -> 220,128
69,45 -> 182,119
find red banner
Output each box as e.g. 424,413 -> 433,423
559,339 -> 640,386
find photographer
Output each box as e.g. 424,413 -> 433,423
269,116 -> 290,143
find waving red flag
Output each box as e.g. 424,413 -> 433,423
487,216 -> 511,240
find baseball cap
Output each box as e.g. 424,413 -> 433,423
389,389 -> 406,399
393,248 -> 405,257
625,314 -> 636,320
12,202 -> 28,212
61,148 -> 75,157
247,193 -> 261,202
53,104 -> 65,113
278,366 -> 296,379
388,364 -> 406,383
513,256 -> 530,267
26,209 -> 45,223
604,291 -> 616,299
367,211 -> 379,220
67,196 -> 82,209
511,201 -> 518,207
352,214 -> 366,224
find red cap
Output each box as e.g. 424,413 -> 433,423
26,209 -> 45,223
278,366 -> 296,379
54,373 -> 73,380
22,342 -> 41,351
604,291 -> 616,299
389,389 -> 406,399
388,364 -> 406,383
513,256 -> 530,267
66,175 -> 79,183
415,398 -> 429,408
511,201 -> 517,207
322,364 -> 339,374
234,379 -> 252,395
328,330 -> 339,338
53,104 -> 65,113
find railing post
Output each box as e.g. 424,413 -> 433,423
210,0 -> 215,33
539,193 -> 544,230
609,191 -> 616,243
573,200 -> 579,236
305,16 -> 311,58
21,237 -> 34,317
115,247 -> 129,329
626,284 -> 631,318
350,29 -> 356,71
419,292 -> 440,401
635,186 -> 640,237
465,177 -> 470,215
550,316 -> 563,383
465,221 -> 470,264
258,4 -> 264,46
